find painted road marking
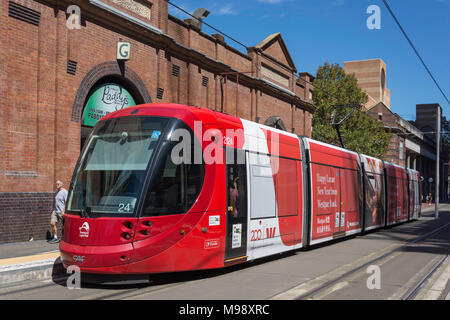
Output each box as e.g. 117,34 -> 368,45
0,252 -> 60,267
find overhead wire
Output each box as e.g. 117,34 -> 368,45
165,0 -> 248,50
382,0 -> 450,106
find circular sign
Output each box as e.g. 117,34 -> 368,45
83,83 -> 136,127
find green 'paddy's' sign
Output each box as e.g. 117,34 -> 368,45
83,83 -> 136,127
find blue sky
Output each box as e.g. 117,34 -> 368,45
168,0 -> 450,120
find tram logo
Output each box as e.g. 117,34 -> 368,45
79,222 -> 90,238
204,239 -> 220,249
266,227 -> 276,239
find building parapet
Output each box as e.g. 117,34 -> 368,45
396,116 -> 424,141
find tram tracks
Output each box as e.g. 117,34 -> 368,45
81,280 -> 189,300
1,212 -> 449,300
79,268 -> 226,300
269,222 -> 450,300
296,222 -> 450,300
403,250 -> 449,300
98,220 -> 450,300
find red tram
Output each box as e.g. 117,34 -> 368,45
60,103 -> 422,274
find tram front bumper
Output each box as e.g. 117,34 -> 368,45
59,240 -> 133,274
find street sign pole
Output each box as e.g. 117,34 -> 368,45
435,106 -> 441,219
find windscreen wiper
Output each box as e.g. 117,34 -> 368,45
80,206 -> 91,218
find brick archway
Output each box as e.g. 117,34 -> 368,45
71,61 -> 152,122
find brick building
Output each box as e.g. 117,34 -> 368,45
366,102 -> 407,166
344,58 -> 391,110
0,0 -> 315,243
344,58 -> 405,167
344,58 -> 448,201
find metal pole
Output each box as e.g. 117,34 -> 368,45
435,106 -> 441,219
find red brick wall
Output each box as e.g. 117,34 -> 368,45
0,193 -> 55,243
2,0 -> 315,180
367,103 -> 406,166
263,41 -> 290,68
384,135 -> 406,167
168,17 -> 189,46
0,0 -> 7,177
258,93 -> 292,130
1,0 -> 314,243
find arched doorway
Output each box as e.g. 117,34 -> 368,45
80,80 -> 140,148
72,62 -> 152,150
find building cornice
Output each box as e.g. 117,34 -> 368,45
42,0 -> 314,112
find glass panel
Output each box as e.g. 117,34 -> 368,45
142,132 -> 204,217
66,116 -> 168,217
365,173 -> 385,227
249,152 -> 276,219
227,161 -> 247,219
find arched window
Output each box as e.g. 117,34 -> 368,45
82,83 -> 137,127
72,62 -> 152,151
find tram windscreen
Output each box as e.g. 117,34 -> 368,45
66,116 -> 168,217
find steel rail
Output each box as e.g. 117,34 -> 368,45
294,222 -> 450,300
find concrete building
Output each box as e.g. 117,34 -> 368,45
0,0 -> 315,243
411,104 -> 449,201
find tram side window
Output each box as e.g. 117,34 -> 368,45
142,143 -> 204,216
249,153 -> 276,219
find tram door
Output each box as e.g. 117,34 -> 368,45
224,147 -> 248,262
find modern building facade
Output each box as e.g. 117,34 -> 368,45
0,0 -> 315,243
411,104 -> 449,201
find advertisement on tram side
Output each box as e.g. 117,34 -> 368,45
307,140 -> 362,245
311,164 -> 339,241
361,155 -> 385,230
386,163 -> 408,225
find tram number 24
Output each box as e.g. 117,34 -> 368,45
118,203 -> 131,213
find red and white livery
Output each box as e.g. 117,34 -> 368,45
60,103 -> 422,274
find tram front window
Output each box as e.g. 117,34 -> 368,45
66,116 -> 169,217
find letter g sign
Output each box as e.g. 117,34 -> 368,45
117,42 -> 131,61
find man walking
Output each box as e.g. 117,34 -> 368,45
49,180 -> 68,243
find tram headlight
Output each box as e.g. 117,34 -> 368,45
121,232 -> 132,240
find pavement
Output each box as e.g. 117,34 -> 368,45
0,202 -> 448,300
0,240 -> 62,285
